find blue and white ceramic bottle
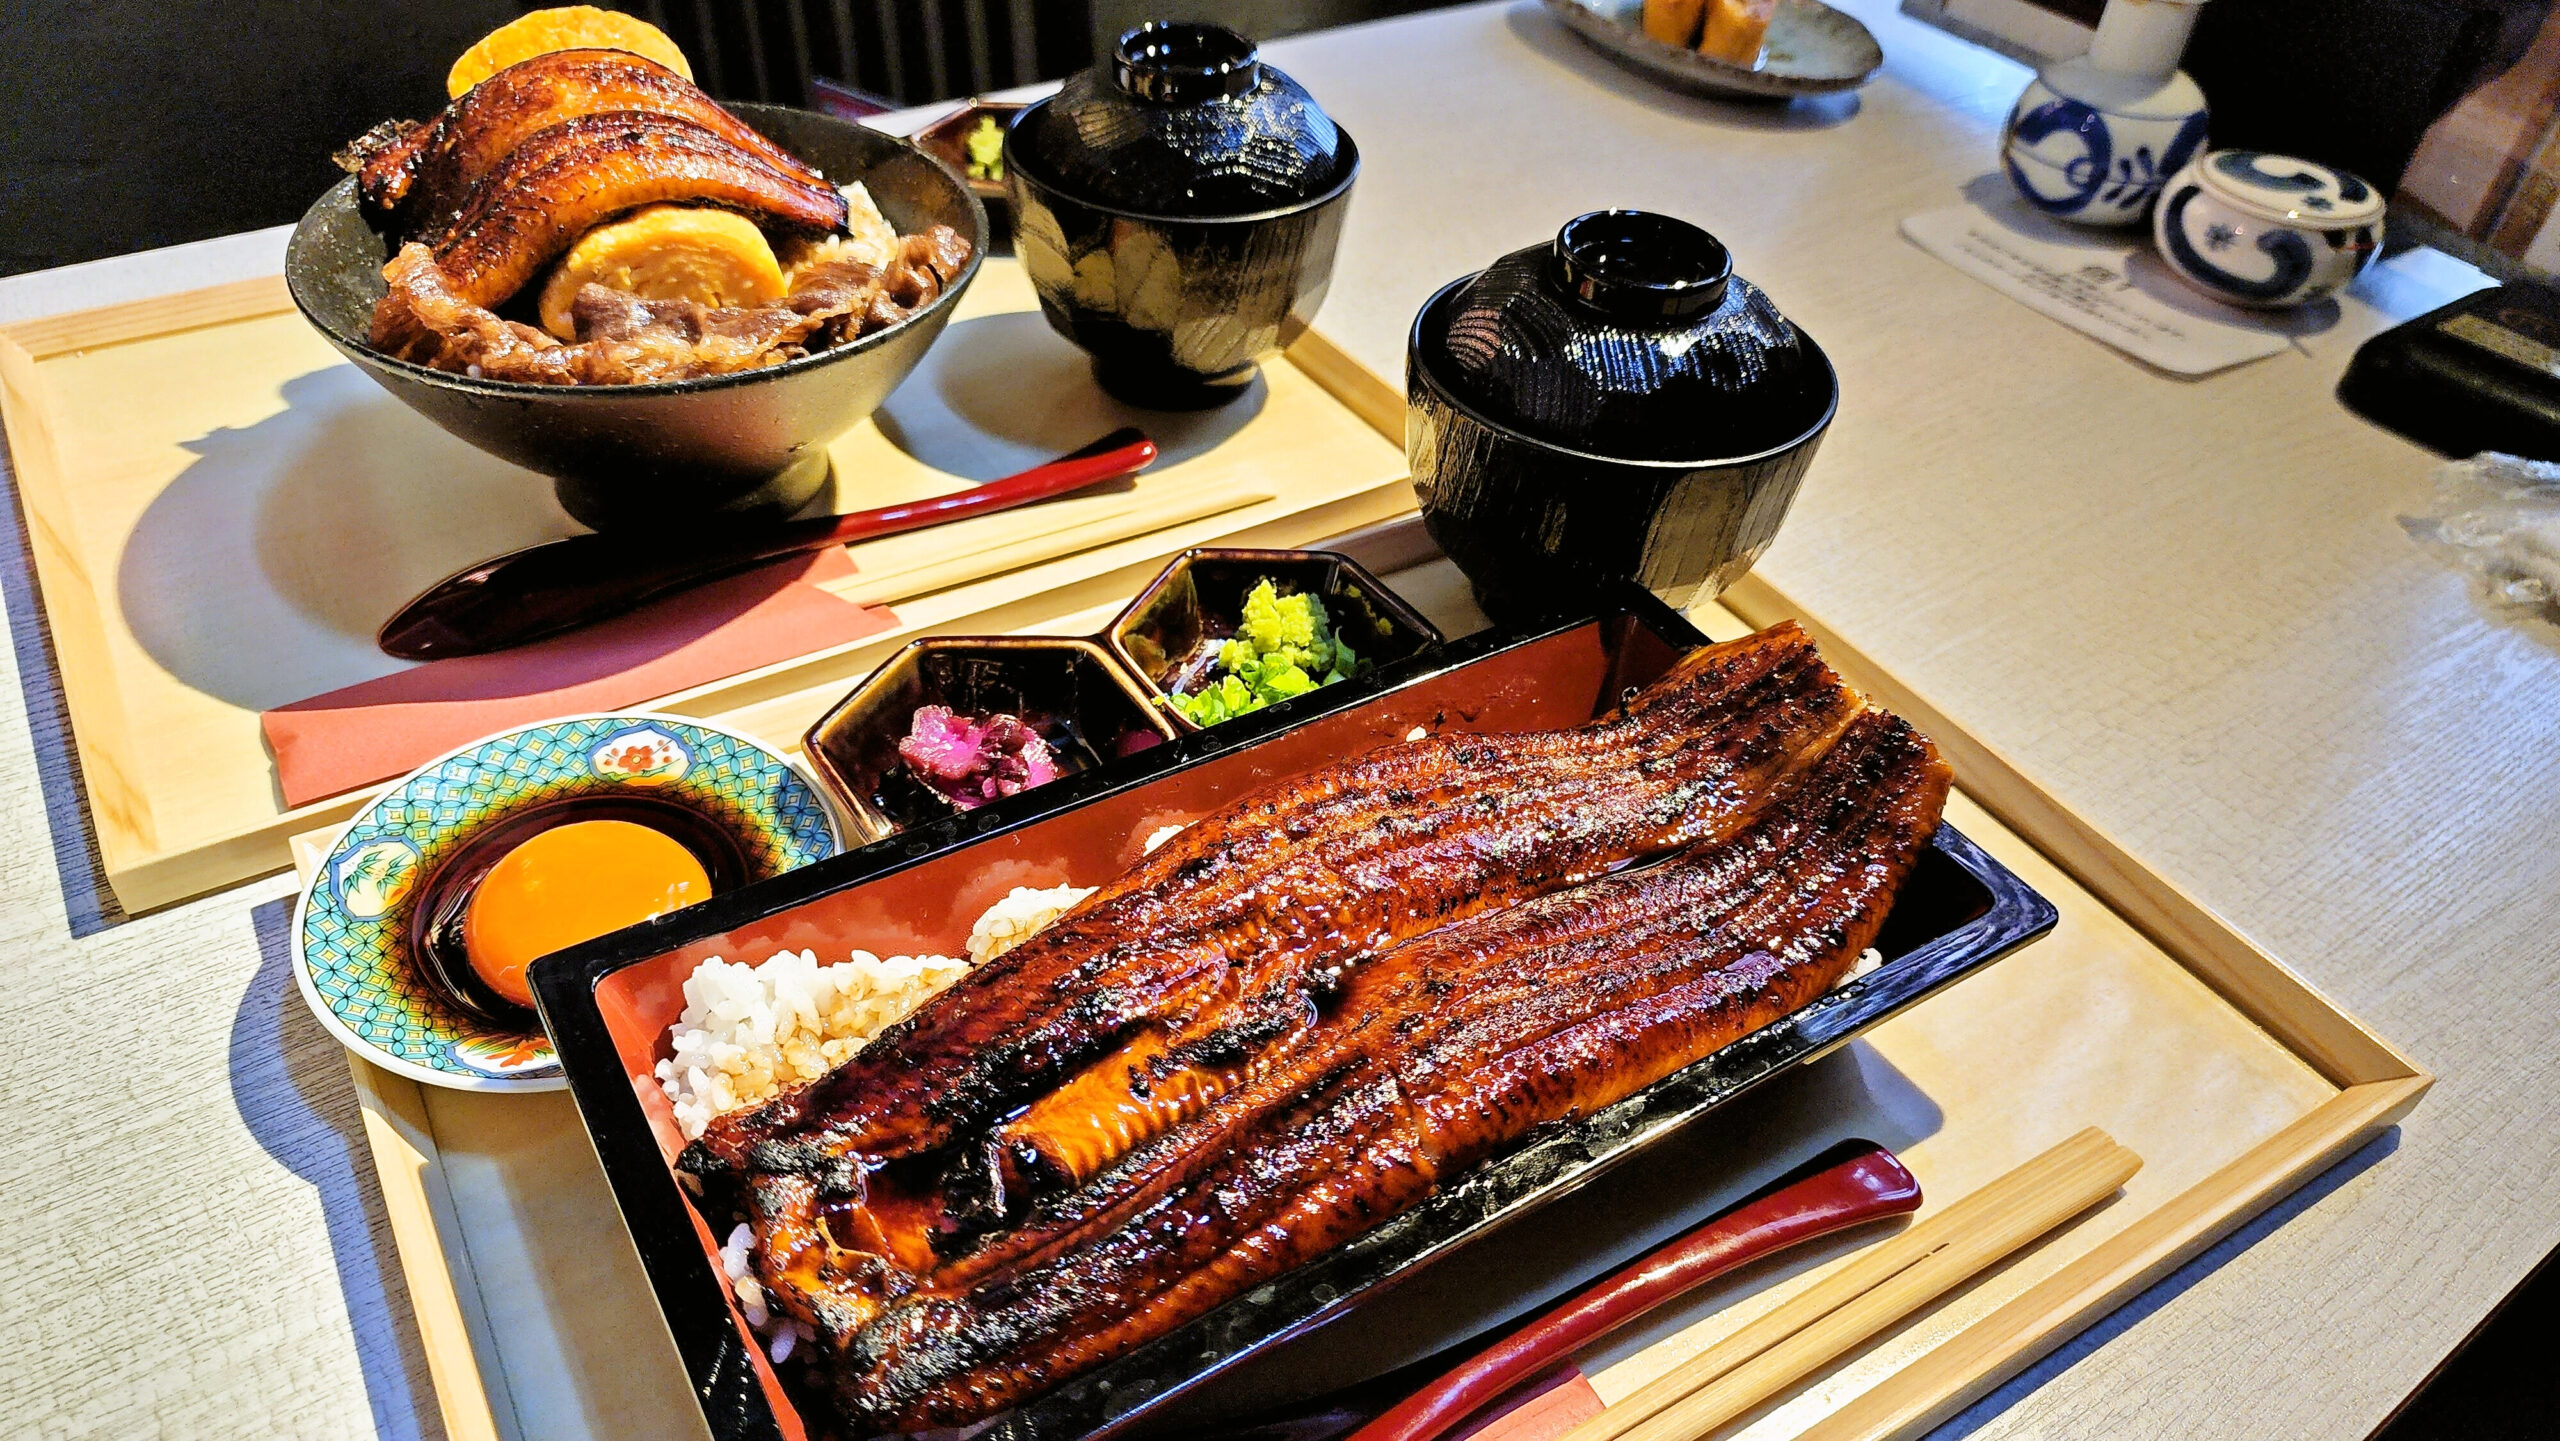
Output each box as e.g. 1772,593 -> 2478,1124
2001,0 -> 2211,226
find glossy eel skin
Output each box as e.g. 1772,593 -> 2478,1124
823,708 -> 1951,1431
420,111 -> 847,310
343,49 -> 828,238
684,622 -> 1861,1209
703,628 -> 1875,1356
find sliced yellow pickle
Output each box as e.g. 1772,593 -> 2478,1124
448,5 -> 693,97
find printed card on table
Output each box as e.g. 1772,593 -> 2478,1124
1901,200 -> 2291,376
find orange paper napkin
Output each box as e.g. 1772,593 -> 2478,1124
1456,1363 -> 1606,1441
263,547 -> 895,808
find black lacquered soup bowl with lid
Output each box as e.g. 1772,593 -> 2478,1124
1004,22 -> 1360,408
1408,210 -> 1838,619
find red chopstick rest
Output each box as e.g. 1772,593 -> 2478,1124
1347,1140 -> 1922,1441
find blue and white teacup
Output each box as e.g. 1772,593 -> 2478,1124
2152,150 -> 2384,308
2001,69 -> 2209,227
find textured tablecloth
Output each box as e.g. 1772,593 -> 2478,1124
3,4 -> 2549,1438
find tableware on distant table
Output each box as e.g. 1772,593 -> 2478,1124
377,428 -> 1158,659
1107,547 -> 1444,731
802,636 -> 1179,845
2154,149 -> 2384,308
1004,21 -> 1360,407
288,106 -> 987,531
914,99 -> 1025,239
1407,210 -> 1838,619
293,713 -> 839,1091
1346,1139 -> 1920,1441
1540,0 -> 1882,100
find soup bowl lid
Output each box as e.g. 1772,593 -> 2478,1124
2190,149 -> 2385,228
1423,210 -> 1830,463
1007,21 -> 1351,216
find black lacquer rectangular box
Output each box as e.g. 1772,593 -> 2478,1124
533,588 -> 2057,1441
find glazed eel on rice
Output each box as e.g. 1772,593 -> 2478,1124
678,622 -> 1951,1433
341,46 -> 972,385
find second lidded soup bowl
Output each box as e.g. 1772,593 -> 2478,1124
1407,210 -> 1838,620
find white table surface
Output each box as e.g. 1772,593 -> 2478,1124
0,2 -> 2546,1437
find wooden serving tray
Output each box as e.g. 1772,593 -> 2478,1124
287,510 -> 2427,1441
0,259 -> 1412,912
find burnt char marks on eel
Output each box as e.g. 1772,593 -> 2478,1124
682,622 -> 1861,1196
421,110 -> 847,311
671,622 -> 1959,1434
830,708 -> 1951,1431
342,48 -> 826,238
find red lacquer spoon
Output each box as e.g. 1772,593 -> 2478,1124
1342,1140 -> 1921,1441
377,428 -> 1158,659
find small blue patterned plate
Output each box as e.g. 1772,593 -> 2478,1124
292,713 -> 841,1092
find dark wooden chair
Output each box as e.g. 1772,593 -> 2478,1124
625,0 -> 1460,109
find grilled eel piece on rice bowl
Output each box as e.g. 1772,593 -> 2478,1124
676,622 -> 1955,1433
336,26 -> 970,385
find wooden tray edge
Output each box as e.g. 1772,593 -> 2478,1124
1806,1074 -> 2429,1441
0,274 -> 293,359
0,319 -> 162,878
292,824 -> 516,1441
346,1053 -> 518,1441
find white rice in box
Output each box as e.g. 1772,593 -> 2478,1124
656,884 -> 1098,1140
965,883 -> 1094,966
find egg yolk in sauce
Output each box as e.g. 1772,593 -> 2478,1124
463,820 -> 711,1007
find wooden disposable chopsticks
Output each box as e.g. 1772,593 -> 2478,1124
1561,1127 -> 2142,1441
832,485 -> 1276,608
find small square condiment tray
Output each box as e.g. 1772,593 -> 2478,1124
288,503 -> 2426,1441
0,257 -> 1414,912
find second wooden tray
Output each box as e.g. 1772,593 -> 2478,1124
290,524 -> 2428,1441
0,259 -> 1412,912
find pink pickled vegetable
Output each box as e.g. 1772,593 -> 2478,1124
898,705 -> 1062,808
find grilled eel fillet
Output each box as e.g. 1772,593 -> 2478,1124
713,627 -> 1866,1364
684,623 -> 1862,1200
340,49 -> 827,238
418,111 -> 847,311
824,709 -> 1950,1431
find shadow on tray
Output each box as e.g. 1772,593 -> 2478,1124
118,365 -> 583,713
869,309 -> 1265,481
239,894 -> 444,1436
116,310 -> 1268,723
